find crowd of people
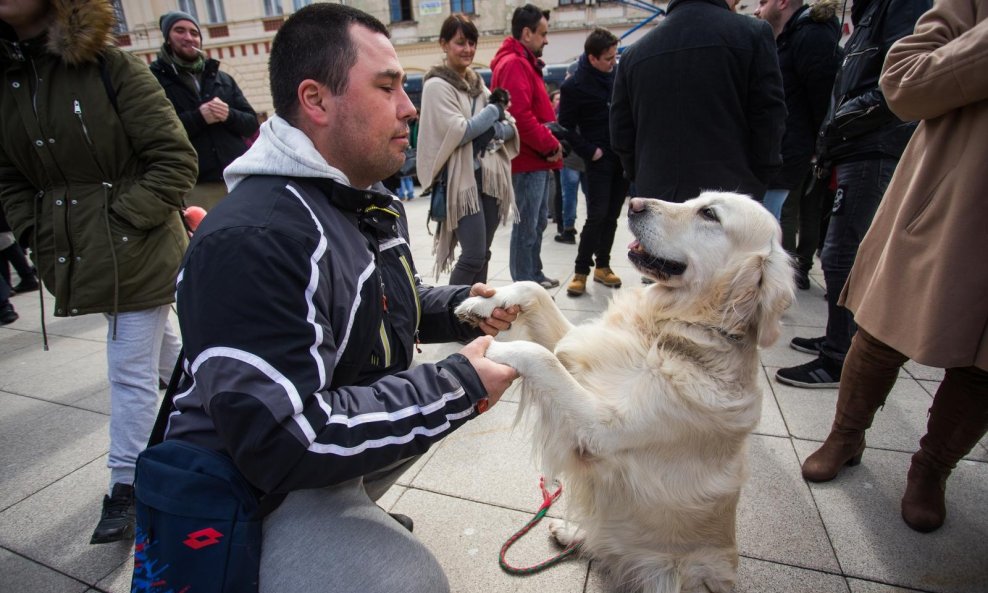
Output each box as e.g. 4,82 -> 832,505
0,0 -> 985,589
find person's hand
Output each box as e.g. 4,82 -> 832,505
468,283 -> 520,336
592,147 -> 604,161
459,335 -> 518,406
199,97 -> 229,124
546,144 -> 563,163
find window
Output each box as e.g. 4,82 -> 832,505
204,0 -> 226,23
177,0 -> 199,20
450,0 -> 475,14
292,0 -> 312,11
110,0 -> 127,33
264,0 -> 283,17
389,0 -> 413,22
558,0 -> 586,5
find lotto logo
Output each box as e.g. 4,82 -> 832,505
183,527 -> 224,550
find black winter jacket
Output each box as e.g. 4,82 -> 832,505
610,0 -> 786,202
167,175 -> 488,494
150,57 -> 258,183
558,55 -> 618,163
772,3 -> 841,189
817,0 -> 931,166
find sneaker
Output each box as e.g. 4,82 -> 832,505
794,269 -> 810,290
0,302 -> 17,325
90,483 -> 136,544
790,335 -> 825,355
567,273 -> 587,296
776,356 -> 842,389
593,267 -> 622,288
538,277 -> 560,289
554,229 -> 576,244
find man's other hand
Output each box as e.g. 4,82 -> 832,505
469,283 -> 520,336
459,336 -> 518,405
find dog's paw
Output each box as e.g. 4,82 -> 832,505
547,519 -> 585,548
454,281 -> 544,326
485,340 -> 554,374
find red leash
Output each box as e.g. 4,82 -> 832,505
499,477 -> 580,575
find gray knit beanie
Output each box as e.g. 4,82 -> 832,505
159,11 -> 200,39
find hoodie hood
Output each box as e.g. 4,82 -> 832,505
809,0 -> 839,21
490,36 -> 543,76
224,115 -> 351,191
0,0 -> 115,65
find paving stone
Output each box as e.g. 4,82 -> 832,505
847,578 -> 928,592
738,435 -> 840,573
736,555 -> 849,592
0,547 -> 90,593
93,557 -> 132,593
0,456 -> 134,585
0,392 -> 108,512
902,360 -> 945,382
392,488 -> 590,593
759,324 -> 829,369
0,336 -> 104,396
756,367 -> 789,437
794,442 -> 988,593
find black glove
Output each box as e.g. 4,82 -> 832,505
545,122 -> 573,157
489,87 -> 511,119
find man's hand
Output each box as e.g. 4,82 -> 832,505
592,147 -> 604,161
199,97 -> 230,124
459,336 -> 518,406
469,283 -> 519,336
546,144 -> 563,163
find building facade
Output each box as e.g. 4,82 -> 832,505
113,0 -> 673,116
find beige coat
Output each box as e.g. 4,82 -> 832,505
840,0 -> 988,370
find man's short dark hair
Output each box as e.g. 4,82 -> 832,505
511,3 -> 550,40
269,3 -> 389,124
584,27 -> 618,58
439,13 -> 479,44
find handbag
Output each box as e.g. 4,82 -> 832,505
427,168 -> 448,224
131,351 -> 282,593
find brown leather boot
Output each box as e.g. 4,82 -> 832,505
593,267 -> 622,288
567,274 -> 587,297
901,367 -> 988,532
801,330 -> 906,482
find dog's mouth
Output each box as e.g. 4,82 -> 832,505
628,240 -> 688,280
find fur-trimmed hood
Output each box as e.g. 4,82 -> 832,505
809,0 -> 839,22
0,0 -> 116,65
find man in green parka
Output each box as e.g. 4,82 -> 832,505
0,0 -> 198,543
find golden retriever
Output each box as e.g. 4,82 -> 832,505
455,192 -> 795,593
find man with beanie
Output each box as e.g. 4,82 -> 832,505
151,11 -> 259,210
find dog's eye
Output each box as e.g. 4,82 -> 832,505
699,207 -> 720,222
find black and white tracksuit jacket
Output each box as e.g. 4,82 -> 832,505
166,174 -> 487,494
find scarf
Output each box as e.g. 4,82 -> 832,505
416,65 -> 520,278
157,43 -> 204,94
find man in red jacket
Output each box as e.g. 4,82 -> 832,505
491,4 -> 563,288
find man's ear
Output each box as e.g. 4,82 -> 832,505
297,79 -> 333,127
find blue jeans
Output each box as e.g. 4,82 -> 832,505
762,188 -> 790,221
820,158 -> 898,363
105,305 -> 179,489
559,167 -> 582,230
509,171 -> 552,282
399,176 -> 415,199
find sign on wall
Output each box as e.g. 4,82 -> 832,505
419,0 -> 443,16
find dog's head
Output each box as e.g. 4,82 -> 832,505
628,192 -> 795,347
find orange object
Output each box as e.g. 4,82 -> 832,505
183,206 -> 207,232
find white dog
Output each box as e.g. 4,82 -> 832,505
456,192 -> 794,593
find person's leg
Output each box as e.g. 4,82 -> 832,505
574,162 -> 610,277
801,328 -> 907,481
592,161 -> 630,272
2,243 -> 37,290
509,172 -> 541,282
560,166 -> 581,235
902,365 -> 988,532
552,169 -> 562,231
449,206 -> 490,285
260,479 -> 449,593
94,304 -> 172,543
534,171 -> 553,284
0,275 -> 17,325
158,317 -> 182,385
762,189 -> 790,221
477,194 -> 501,284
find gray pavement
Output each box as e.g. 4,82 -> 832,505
1,191 -> 986,593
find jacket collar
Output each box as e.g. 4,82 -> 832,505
667,0 -> 732,15
496,36 -> 544,75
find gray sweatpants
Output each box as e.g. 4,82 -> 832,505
259,457 -> 450,593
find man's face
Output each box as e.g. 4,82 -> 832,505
521,17 -> 549,58
589,45 -> 618,73
754,0 -> 785,31
168,19 -> 202,61
323,25 -> 416,189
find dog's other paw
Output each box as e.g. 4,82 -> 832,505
547,519 -> 585,548
454,281 -> 545,326
485,340 -> 555,375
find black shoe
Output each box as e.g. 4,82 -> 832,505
390,513 -> 414,532
790,335 -> 825,355
794,269 -> 810,290
553,229 -> 576,244
90,483 -> 135,544
0,303 -> 17,325
158,378 -> 169,390
776,356 -> 842,389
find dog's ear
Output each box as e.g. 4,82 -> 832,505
721,243 -> 795,347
